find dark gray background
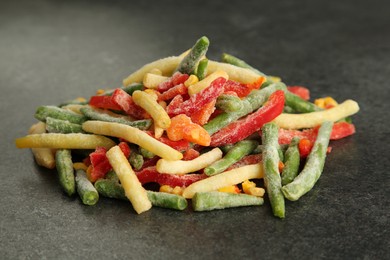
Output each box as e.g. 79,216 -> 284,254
1,0 -> 389,259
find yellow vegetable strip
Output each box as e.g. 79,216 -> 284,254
188,70 -> 229,95
156,148 -> 223,175
182,163 -> 264,199
28,122 -> 56,169
206,60 -> 261,84
82,121 -> 182,161
15,133 -> 116,149
106,145 -> 152,214
143,73 -> 169,89
132,90 -> 171,129
122,56 -> 183,86
273,99 -> 360,129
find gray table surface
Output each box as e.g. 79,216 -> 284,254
1,0 -> 389,259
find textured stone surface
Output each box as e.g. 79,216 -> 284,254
1,0 -> 389,259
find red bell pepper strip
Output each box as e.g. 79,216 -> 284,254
136,166 -> 207,187
223,77 -> 264,98
111,88 -> 148,119
89,95 -> 122,111
210,90 -> 285,146
88,142 -> 131,182
278,122 -> 356,145
166,77 -> 226,117
287,86 -> 310,101
157,72 -> 189,92
158,83 -> 188,102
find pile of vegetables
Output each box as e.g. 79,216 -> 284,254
15,36 -> 359,218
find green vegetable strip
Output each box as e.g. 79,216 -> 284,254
204,82 -> 285,135
55,149 -> 75,196
146,191 -> 188,211
100,83 -> 144,96
204,140 -> 259,176
196,58 -> 208,80
35,105 -> 87,124
129,149 -> 143,171
192,191 -> 264,211
139,147 -> 155,159
262,123 -> 285,218
281,137 -> 300,186
94,178 -> 127,200
221,53 -> 266,76
59,99 -> 88,107
215,94 -> 244,112
75,169 -> 99,205
177,36 -> 210,74
45,117 -> 84,134
94,179 -> 187,210
80,106 -> 152,130
282,121 -> 334,201
284,92 -> 322,113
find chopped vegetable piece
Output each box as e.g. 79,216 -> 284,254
204,140 -> 258,176
75,169 -> 99,205
45,117 -> 84,134
82,121 -> 183,161
106,145 -> 152,214
156,148 -> 222,175
176,36 -> 210,75
287,86 -> 310,101
282,121 -> 334,201
166,77 -> 226,117
56,149 -> 75,196
281,137 -> 301,185
15,133 -> 116,149
28,122 -> 56,169
192,191 -> 263,211
210,90 -> 285,146
188,70 -> 228,95
195,58 -> 208,80
167,114 -> 211,146
146,191 -> 188,210
262,122 -> 285,218
273,100 -> 359,129
35,105 -> 87,124
182,163 -> 264,199
132,90 -> 171,129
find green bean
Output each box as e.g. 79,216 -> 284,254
129,149 -> 143,170
139,147 -> 155,159
204,140 -> 258,176
146,191 -> 188,211
204,82 -> 285,135
45,117 -> 84,134
195,58 -> 208,80
55,149 -> 75,196
35,105 -> 87,124
101,83 -> 144,96
94,179 -> 187,210
284,92 -> 322,113
215,94 -> 244,112
75,169 -> 99,205
94,178 -> 127,200
282,121 -> 333,201
262,122 -> 285,218
281,137 -> 301,186
221,53 -> 266,76
192,191 -> 263,211
177,36 -> 210,74
80,106 -> 152,130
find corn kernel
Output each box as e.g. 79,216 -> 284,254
73,162 -> 88,171
242,180 -> 256,194
172,186 -> 183,195
315,96 -> 338,109
159,185 -> 173,193
184,74 -> 199,87
218,185 -> 240,194
144,89 -> 159,101
249,187 -> 265,197
96,89 -> 106,95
